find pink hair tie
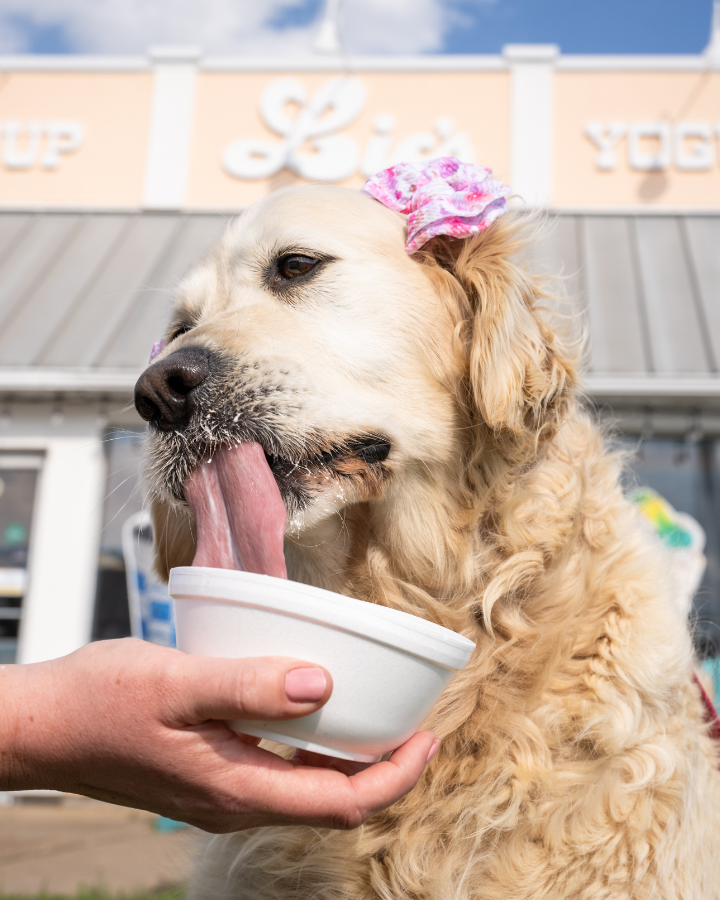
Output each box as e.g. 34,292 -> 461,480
361,157 -> 510,254
149,339 -> 165,363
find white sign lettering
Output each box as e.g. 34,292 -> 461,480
674,122 -> 714,171
223,76 -> 476,183
585,120 -> 720,172
627,121 -> 671,171
223,77 -> 366,182
361,113 -> 474,178
0,120 -> 84,171
584,121 -> 626,171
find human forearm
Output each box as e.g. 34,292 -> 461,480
0,659 -> 56,791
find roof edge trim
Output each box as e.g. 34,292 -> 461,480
1,370 -> 719,399
0,55 -> 150,71
0,52 -> 715,74
2,206 -> 720,217
550,206 -> 720,216
585,375 -> 720,398
0,368 -> 141,393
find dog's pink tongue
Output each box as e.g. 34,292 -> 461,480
184,442 -> 287,579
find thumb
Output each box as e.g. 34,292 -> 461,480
164,655 -> 333,726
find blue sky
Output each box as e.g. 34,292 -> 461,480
445,0 -> 714,54
0,0 -> 715,56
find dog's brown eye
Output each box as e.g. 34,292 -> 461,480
278,255 -> 317,279
169,322 -> 194,341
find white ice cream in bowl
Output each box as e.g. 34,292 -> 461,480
168,442 -> 476,762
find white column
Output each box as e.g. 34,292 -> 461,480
504,44 -> 559,208
142,46 -> 200,210
16,429 -> 106,664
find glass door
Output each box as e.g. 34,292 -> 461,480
0,453 -> 42,663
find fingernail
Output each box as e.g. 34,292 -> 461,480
285,668 -> 327,702
426,739 -> 441,763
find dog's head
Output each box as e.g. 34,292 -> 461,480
136,185 -> 577,592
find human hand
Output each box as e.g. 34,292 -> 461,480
0,639 -> 438,832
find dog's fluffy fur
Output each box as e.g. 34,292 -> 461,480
145,186 -> 720,899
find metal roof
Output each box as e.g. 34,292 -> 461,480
525,214 -> 720,400
0,210 -> 718,400
0,211 -> 227,391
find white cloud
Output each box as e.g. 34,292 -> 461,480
0,0 -> 495,56
342,0 -> 465,54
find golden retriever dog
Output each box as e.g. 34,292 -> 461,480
135,184 -> 720,899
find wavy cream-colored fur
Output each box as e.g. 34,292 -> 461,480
149,191 -> 720,899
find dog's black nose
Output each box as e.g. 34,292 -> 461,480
134,346 -> 210,431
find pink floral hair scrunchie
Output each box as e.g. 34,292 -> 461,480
361,157 -> 511,254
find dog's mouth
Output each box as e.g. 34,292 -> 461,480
263,435 -> 391,488
182,436 -> 391,579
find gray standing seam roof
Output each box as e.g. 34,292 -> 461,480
0,211 -> 718,392
0,211 -> 227,372
525,214 -> 720,388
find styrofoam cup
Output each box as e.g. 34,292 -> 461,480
169,567 -> 475,762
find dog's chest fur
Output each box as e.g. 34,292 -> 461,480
189,414 -> 720,900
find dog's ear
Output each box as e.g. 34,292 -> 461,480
420,217 -> 578,438
151,497 -> 196,582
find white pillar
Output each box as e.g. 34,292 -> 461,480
504,44 -> 559,208
16,428 -> 106,664
142,46 -> 200,210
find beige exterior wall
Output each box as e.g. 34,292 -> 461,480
554,71 -> 720,207
186,70 -> 510,206
0,72 -> 152,207
1,60 -> 719,210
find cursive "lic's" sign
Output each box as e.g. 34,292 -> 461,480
222,76 -> 476,183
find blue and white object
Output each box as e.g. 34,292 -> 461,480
122,512 -> 176,647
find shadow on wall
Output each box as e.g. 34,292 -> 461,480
637,172 -> 670,202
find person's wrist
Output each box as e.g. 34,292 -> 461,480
0,659 -> 67,791
0,663 -> 34,789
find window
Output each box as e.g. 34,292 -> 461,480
0,454 -> 43,663
625,437 -> 720,657
93,430 -> 146,641
93,428 -> 176,647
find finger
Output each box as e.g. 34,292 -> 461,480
164,655 -> 333,726
225,730 -> 438,831
343,731 -> 439,824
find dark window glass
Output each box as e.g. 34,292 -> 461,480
92,430 -> 146,641
0,460 -> 41,663
625,438 -> 720,657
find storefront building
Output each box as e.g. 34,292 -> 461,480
1,37 -> 719,664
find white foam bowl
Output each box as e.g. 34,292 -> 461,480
169,567 -> 476,762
